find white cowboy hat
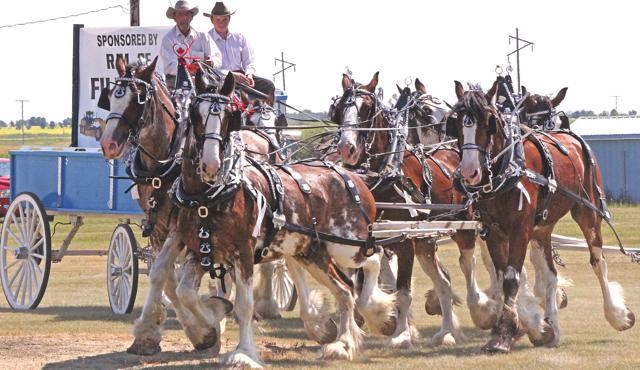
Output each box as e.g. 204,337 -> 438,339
166,0 -> 199,19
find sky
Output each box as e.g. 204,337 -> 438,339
1,0 -> 639,122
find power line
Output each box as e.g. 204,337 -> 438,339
0,4 -> 127,29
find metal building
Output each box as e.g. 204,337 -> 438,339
571,116 -> 640,203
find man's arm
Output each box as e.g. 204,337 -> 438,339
203,33 -> 222,68
159,32 -> 177,76
240,34 -> 256,77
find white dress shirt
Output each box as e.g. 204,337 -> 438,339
208,29 -> 256,76
159,26 -> 222,76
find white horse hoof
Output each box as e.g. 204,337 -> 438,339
322,341 -> 353,360
429,332 -> 456,347
389,331 -> 414,349
222,350 -> 264,369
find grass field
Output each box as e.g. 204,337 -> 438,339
0,206 -> 639,369
0,133 -> 639,368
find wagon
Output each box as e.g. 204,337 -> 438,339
0,147 -> 297,314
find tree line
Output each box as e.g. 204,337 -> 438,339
0,108 -> 637,129
0,117 -> 72,129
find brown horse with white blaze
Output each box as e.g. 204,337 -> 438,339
447,80 -> 635,353
169,71 -> 397,367
335,72 -> 499,347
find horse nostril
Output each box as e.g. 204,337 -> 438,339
348,144 -> 355,156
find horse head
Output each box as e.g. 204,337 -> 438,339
446,80 -> 505,186
395,78 -> 448,145
240,91 -> 277,131
519,86 -> 569,130
99,55 -> 174,160
335,72 -> 381,166
191,70 -> 235,182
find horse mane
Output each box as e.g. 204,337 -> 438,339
460,90 -> 491,121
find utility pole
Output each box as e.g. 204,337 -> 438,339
16,99 -> 28,144
130,0 -> 140,26
273,52 -> 296,91
506,28 -> 534,94
612,95 -> 620,112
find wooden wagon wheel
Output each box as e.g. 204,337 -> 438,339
0,192 -> 52,310
272,259 -> 297,312
107,224 -> 139,314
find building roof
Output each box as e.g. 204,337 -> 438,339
571,116 -> 640,137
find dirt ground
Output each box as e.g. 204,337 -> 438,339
0,333 -> 233,369
0,332 -> 319,369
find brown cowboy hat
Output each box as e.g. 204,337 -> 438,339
203,2 -> 236,17
166,0 -> 199,19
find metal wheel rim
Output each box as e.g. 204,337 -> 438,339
107,224 -> 138,314
0,193 -> 51,310
272,260 -> 296,311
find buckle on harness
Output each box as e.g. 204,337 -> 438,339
272,211 -> 286,229
548,178 -> 558,193
363,234 -> 377,257
198,206 -> 209,218
482,182 -> 494,193
152,177 -> 162,189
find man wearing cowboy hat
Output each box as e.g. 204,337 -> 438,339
160,0 -> 221,88
205,2 -> 275,104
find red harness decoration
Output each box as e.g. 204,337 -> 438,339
231,94 -> 255,117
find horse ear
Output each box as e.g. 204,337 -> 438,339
220,72 -> 235,96
137,57 -> 158,82
445,115 -> 458,138
342,74 -> 352,92
116,55 -> 127,77
415,78 -> 426,94
396,84 -> 403,94
194,68 -> 207,94
266,91 -> 275,107
364,71 -> 379,92
551,87 -> 568,108
454,81 -> 465,99
521,85 -> 528,97
486,80 -> 499,106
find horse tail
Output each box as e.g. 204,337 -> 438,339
571,132 -> 640,263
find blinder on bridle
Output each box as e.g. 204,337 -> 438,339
334,87 -> 377,127
191,92 -> 231,144
99,72 -> 155,133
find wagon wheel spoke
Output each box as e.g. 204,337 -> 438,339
8,261 -> 25,291
27,205 -> 39,247
5,226 -> 23,248
30,237 -> 44,253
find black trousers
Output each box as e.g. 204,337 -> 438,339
252,75 -> 275,97
232,70 -> 275,98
